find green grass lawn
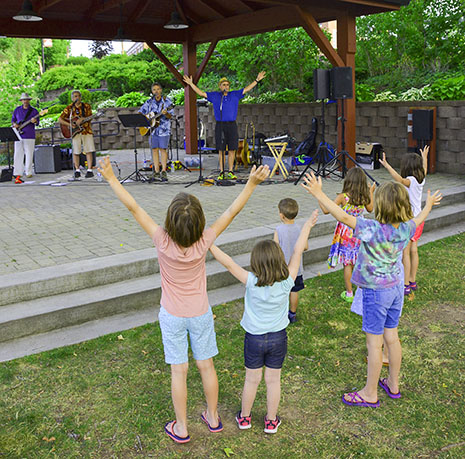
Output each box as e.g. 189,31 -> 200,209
1,234 -> 464,458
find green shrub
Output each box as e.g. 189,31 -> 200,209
398,85 -> 432,101
355,83 -> 375,102
373,90 -> 398,102
243,88 -> 306,104
96,99 -> 116,109
89,90 -> 111,103
167,88 -> 184,105
45,104 -> 66,115
58,89 -> 92,105
115,92 -> 147,107
430,76 -> 465,101
65,56 -> 90,66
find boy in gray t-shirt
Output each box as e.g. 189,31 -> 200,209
273,198 -> 308,323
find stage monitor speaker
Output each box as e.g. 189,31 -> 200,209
330,67 -> 353,99
313,69 -> 330,100
412,109 -> 434,141
0,168 -> 13,182
355,142 -> 382,170
34,145 -> 62,173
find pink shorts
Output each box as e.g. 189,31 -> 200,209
411,222 -> 424,242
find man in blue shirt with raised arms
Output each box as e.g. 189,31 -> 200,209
183,71 -> 266,180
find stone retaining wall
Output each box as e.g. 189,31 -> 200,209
21,101 -> 465,174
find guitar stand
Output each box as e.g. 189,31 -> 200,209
118,114 -> 151,184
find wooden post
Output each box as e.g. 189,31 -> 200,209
183,39 -> 198,155
337,14 -> 356,166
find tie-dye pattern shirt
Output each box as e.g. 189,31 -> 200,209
351,218 -> 416,289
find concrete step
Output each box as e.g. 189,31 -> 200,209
1,220 -> 464,363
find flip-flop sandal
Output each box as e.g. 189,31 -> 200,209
379,378 -> 401,399
201,412 -> 224,432
342,391 -> 380,408
164,421 -> 190,444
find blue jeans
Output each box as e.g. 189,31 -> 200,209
362,284 -> 404,335
244,329 -> 287,369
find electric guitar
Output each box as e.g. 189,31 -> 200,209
61,110 -> 104,139
15,107 -> 51,135
139,104 -> 174,136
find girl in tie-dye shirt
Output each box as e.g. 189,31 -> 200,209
302,174 -> 441,409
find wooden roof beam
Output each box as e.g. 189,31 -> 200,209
202,0 -> 234,17
179,2 -> 204,25
236,0 -> 254,12
295,6 -> 344,67
190,6 -> 300,43
128,0 -> 151,23
197,0 -> 225,19
87,0 -> 132,19
145,42 -> 184,85
194,39 -> 218,84
34,0 -> 65,13
175,0 -> 190,26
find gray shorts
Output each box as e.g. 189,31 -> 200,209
158,306 -> 218,364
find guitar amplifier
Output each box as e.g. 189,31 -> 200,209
355,142 -> 382,170
34,145 -> 62,173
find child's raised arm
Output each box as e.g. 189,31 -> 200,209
413,189 -> 442,227
301,172 -> 357,229
209,245 -> 248,284
420,145 -> 429,175
288,209 -> 318,279
366,182 -> 376,213
379,152 -> 411,187
319,192 -> 345,214
98,156 -> 158,238
210,165 -> 270,237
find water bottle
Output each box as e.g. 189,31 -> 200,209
97,171 -> 103,182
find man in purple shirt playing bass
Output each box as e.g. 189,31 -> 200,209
11,93 -> 39,183
183,72 -> 266,181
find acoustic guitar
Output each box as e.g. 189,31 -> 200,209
61,110 -> 104,139
139,104 -> 174,136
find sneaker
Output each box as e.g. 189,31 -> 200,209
217,172 -> 225,180
404,284 -> 411,296
227,171 -> 237,179
14,175 -> 24,184
341,291 -> 354,303
74,170 -> 81,178
409,281 -> 418,291
26,174 -> 33,178
235,411 -> 252,430
288,311 -> 297,323
264,415 -> 281,434
85,171 -> 94,178
161,171 -> 168,182
152,171 -> 161,180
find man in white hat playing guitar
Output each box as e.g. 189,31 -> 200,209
11,93 -> 39,183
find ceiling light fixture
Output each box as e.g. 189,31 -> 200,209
13,0 -> 43,22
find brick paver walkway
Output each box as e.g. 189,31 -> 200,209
1,149 -> 464,275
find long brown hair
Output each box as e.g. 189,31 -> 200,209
342,167 -> 371,207
250,240 -> 289,287
164,193 -> 205,247
400,153 -> 425,184
375,182 -> 413,224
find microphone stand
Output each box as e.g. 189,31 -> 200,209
173,115 -> 191,172
216,90 -> 234,186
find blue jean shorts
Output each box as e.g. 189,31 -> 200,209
244,328 -> 287,369
362,284 -> 404,335
158,306 -> 218,365
291,275 -> 305,292
150,134 -> 170,149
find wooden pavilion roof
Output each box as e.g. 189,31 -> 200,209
1,0 -> 408,44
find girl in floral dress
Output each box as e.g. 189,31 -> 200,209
320,168 -> 375,302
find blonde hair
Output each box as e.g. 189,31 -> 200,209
218,77 -> 230,85
278,198 -> 299,220
250,240 -> 289,287
374,182 -> 413,224
164,193 -> 205,247
342,167 -> 371,207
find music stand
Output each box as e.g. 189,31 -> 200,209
0,127 -> 21,181
118,114 -> 150,183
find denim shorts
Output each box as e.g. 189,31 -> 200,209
150,134 -> 170,149
244,328 -> 287,369
158,306 -> 218,365
291,275 -> 305,292
362,283 -> 404,335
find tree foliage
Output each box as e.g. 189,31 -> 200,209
89,41 -> 114,59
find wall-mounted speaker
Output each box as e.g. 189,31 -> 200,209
412,110 -> 434,141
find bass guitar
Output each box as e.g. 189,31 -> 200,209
139,104 -> 174,136
15,106 -> 52,135
61,110 -> 104,139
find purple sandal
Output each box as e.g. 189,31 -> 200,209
379,378 -> 401,399
342,391 -> 380,408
